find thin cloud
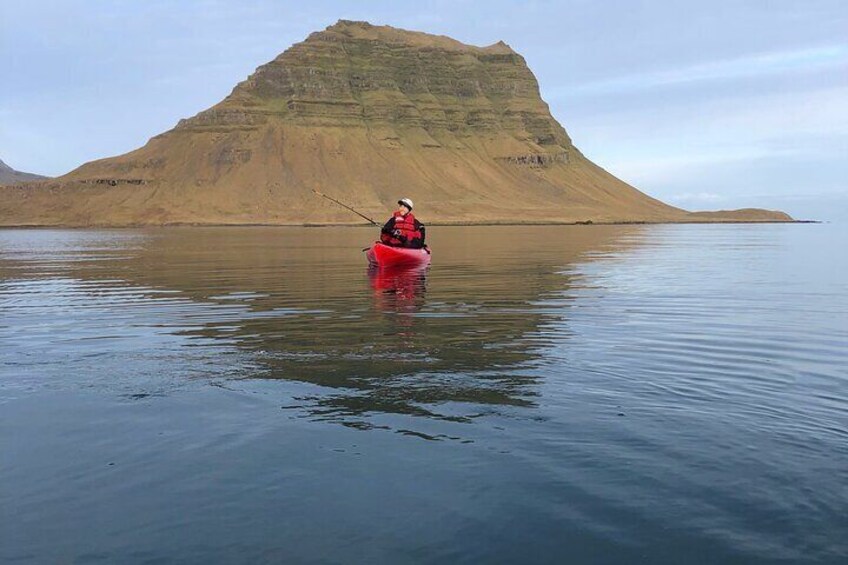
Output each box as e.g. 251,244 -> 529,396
666,192 -> 726,204
564,85 -> 848,160
607,148 -> 776,186
551,44 -> 848,97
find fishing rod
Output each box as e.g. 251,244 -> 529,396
311,188 -> 381,227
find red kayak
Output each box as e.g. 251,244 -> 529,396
366,242 -> 431,268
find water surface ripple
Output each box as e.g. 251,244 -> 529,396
1,224 -> 846,564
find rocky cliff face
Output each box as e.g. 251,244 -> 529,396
0,21 -> 790,226
0,159 -> 48,185
182,24 -> 571,147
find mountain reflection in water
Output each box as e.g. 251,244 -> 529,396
3,224 -> 846,564
0,226 -> 639,435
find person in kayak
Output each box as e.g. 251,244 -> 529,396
380,198 -> 425,249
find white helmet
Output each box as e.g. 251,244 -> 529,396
398,198 -> 414,210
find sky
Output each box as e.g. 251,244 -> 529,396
2,0 -> 846,220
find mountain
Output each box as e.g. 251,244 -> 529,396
0,159 -> 48,185
0,20 -> 791,226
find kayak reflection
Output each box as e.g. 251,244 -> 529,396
368,264 -> 427,316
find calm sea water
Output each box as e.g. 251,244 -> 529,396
1,224 -> 846,564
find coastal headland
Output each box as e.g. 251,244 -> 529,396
0,21 -> 791,227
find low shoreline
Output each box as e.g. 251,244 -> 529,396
0,219 -> 817,229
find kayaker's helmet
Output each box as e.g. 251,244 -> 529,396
398,198 -> 414,211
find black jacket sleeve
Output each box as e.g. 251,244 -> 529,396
411,219 -> 426,248
381,217 -> 395,235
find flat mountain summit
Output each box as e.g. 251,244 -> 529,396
0,20 -> 790,226
0,159 -> 48,185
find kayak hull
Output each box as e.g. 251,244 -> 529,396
366,242 -> 431,268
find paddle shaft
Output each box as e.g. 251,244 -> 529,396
311,189 -> 381,227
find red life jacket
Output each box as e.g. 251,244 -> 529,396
380,211 -> 424,247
